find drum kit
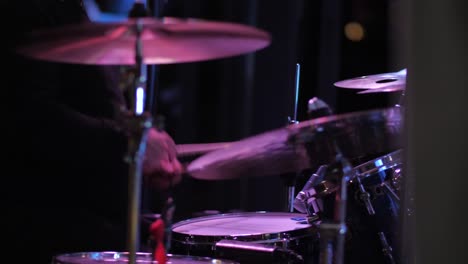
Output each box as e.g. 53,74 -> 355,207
177,107 -> 404,264
15,2 -> 408,264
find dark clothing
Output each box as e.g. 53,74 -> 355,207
5,1 -> 133,263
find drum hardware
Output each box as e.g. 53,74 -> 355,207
313,180 -> 339,198
391,167 -> 403,191
318,222 -> 347,264
293,165 -> 329,215
282,63 -> 301,213
351,180 -> 398,204
355,172 -> 375,215
296,151 -> 401,264
215,239 -> 305,264
293,96 -> 334,216
378,231 -> 396,264
293,139 -> 404,264
292,63 -> 301,125
345,150 -> 403,264
381,182 -> 401,204
317,152 -> 353,264
307,97 -> 334,119
353,169 -> 398,264
116,9 -> 163,264
295,190 -> 319,218
160,196 -> 176,252
281,172 -> 300,213
121,111 -> 153,264
395,89 -> 406,110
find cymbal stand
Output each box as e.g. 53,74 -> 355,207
283,63 -> 301,212
318,148 -> 352,264
124,16 -> 152,264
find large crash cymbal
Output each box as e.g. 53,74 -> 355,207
16,17 -> 271,65
334,69 -> 406,93
187,107 -> 403,180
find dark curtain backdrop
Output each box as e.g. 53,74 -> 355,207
101,0 -> 401,222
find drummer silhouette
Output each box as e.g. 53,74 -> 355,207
6,1 -> 183,263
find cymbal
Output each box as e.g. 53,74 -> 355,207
16,17 -> 271,65
187,107 -> 403,180
357,85 -> 405,94
334,69 -> 406,93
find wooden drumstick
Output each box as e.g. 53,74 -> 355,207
175,142 -> 233,157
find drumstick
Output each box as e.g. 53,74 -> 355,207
175,142 -> 233,157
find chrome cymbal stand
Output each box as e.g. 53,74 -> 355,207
123,12 -> 152,264
318,148 -> 353,264
283,63 -> 301,212
125,111 -> 152,264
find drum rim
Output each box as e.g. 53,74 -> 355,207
351,149 -> 403,179
53,252 -> 239,263
171,211 -> 318,245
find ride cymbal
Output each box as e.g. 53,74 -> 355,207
334,69 -> 406,93
187,107 -> 403,180
16,17 -> 271,65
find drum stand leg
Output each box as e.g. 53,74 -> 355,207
318,153 -> 352,264
122,14 -> 154,264
281,173 -> 298,212
124,113 -> 152,264
319,222 -> 347,264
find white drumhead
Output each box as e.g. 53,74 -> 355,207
172,212 -> 310,236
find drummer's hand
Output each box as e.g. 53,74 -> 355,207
142,128 -> 183,190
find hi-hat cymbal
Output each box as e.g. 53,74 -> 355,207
334,69 -> 406,93
16,17 -> 271,65
187,107 -> 402,180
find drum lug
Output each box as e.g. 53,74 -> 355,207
355,175 -> 376,215
280,233 -> 291,248
378,232 -> 396,264
185,235 -> 195,244
391,167 -> 402,191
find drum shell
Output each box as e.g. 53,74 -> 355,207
345,164 -> 402,264
311,150 -> 403,264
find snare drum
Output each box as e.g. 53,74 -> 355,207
171,212 -> 320,263
53,252 -> 238,264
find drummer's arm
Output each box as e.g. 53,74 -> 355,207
15,59 -> 127,168
82,0 -> 132,22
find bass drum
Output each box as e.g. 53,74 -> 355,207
53,252 -> 238,263
171,212 -> 320,264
